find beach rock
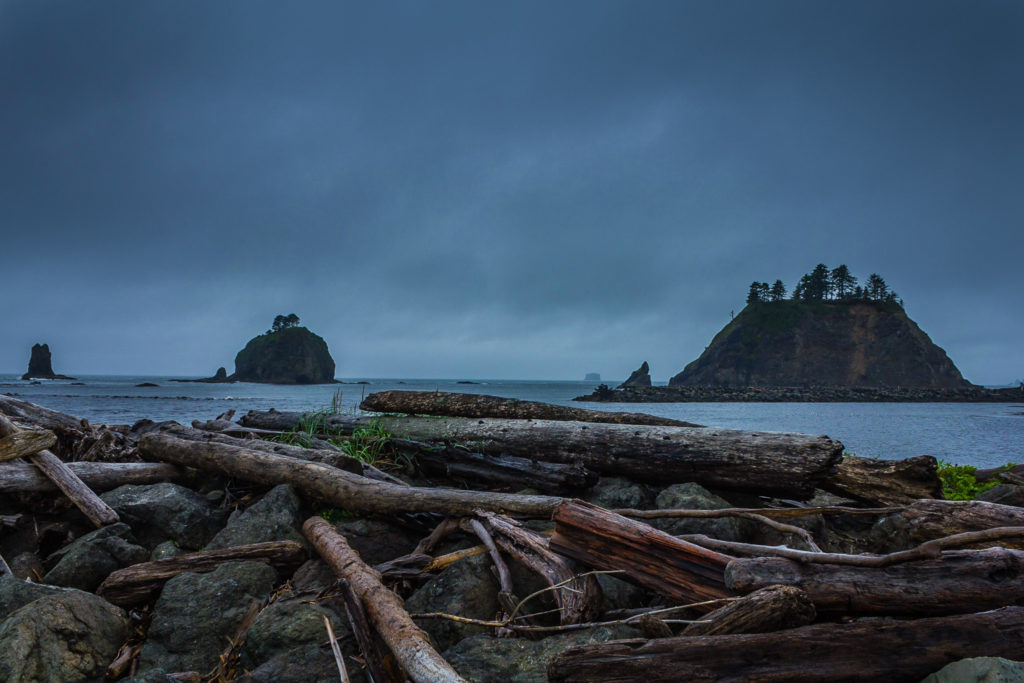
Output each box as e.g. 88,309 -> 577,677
920,656 -> 1024,682
43,522 -> 148,591
596,573 -> 651,611
0,575 -> 67,620
239,595 -> 353,673
232,326 -> 336,384
0,589 -> 130,682
7,551 -> 44,581
150,540 -> 181,561
331,517 -> 417,566
291,559 -> 338,592
404,553 -> 500,651
138,560 -> 278,673
238,642 -> 360,683
652,482 -> 752,542
618,361 -> 652,388
443,625 -> 639,683
207,484 -> 307,550
100,482 -> 225,550
21,342 -> 76,380
586,476 -> 655,510
977,484 -> 1024,508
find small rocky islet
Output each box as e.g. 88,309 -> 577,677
1,390 -> 1023,681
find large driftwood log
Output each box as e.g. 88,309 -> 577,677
138,432 -> 563,517
0,415 -> 118,527
549,500 -> 734,605
822,454 -> 942,505
240,411 -> 843,498
0,428 -> 57,462
681,585 -> 815,636
0,460 -> 183,493
548,606 -> 1024,683
880,499 -> 1024,549
726,546 -> 1024,617
390,438 -> 597,493
303,516 -> 467,683
359,390 -> 701,427
97,541 -> 307,607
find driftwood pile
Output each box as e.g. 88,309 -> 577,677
1,391 -> 1023,681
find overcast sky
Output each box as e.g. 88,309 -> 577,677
2,1 -> 1021,384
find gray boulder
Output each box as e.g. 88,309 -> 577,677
138,560 -> 278,673
0,575 -> 67,621
404,553 -> 500,651
0,589 -> 130,681
920,657 -> 1024,682
101,482 -> 225,550
150,540 -> 181,561
240,595 -> 352,671
43,522 -> 149,591
977,484 -> 1024,508
238,642 -> 362,683
652,482 -> 752,541
444,625 -> 639,683
586,476 -> 655,510
331,517 -> 417,566
207,484 -> 306,550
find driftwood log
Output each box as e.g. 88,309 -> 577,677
138,432 -> 563,517
548,606 -> 1024,682
303,516 -> 467,683
822,454 -> 942,505
359,390 -> 701,427
390,438 -> 597,493
97,541 -> 307,607
549,500 -> 734,605
0,460 -> 183,493
240,411 -> 843,498
0,414 -> 118,527
681,584 -> 816,636
882,499 -> 1024,549
726,546 -> 1024,617
0,428 -> 57,462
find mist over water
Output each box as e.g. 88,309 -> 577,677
3,375 -> 1021,469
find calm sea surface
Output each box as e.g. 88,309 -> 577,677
2,375 -> 1021,469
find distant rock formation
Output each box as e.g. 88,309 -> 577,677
21,344 -> 76,380
670,301 -> 971,389
231,327 -> 336,385
171,367 -> 234,384
618,361 -> 652,388
584,373 -> 601,382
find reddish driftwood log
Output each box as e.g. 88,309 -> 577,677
681,584 -> 815,636
139,432 -> 563,517
549,500 -> 733,605
97,541 -> 307,607
548,606 -> 1024,682
303,516 -> 466,683
0,460 -> 183,493
822,454 -> 942,506
359,390 -> 701,427
240,411 -> 843,498
0,414 -> 118,527
725,546 -> 1024,617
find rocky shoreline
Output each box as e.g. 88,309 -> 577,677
1,392 -> 1023,681
575,384 -> 1024,403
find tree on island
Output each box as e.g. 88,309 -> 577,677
769,279 -> 786,301
746,281 -> 770,304
269,313 -> 301,334
830,265 -> 857,300
748,265 -> 902,307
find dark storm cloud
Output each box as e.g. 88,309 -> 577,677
2,1 -> 1022,382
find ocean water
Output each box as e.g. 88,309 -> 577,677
2,375 -> 1022,469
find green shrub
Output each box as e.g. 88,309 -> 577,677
937,461 -> 1001,501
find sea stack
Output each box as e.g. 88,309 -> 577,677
670,300 -> 970,389
618,361 -> 652,388
21,343 -> 76,380
231,317 -> 336,384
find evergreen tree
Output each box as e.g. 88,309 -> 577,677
867,273 -> 888,300
747,282 -> 763,305
758,282 -> 770,302
793,274 -> 810,300
770,279 -> 787,302
830,264 -> 857,300
806,264 -> 830,300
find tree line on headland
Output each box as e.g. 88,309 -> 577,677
747,264 -> 902,306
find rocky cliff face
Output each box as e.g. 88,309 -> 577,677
670,301 -> 971,389
22,344 -> 76,380
232,327 -> 336,385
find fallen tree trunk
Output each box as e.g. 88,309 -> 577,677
0,460 -> 183,493
240,411 -> 843,498
548,606 -> 1024,683
359,390 -> 701,427
681,585 -> 815,636
0,428 -> 56,462
821,454 -> 942,505
880,499 -> 1024,549
0,415 -> 118,527
549,500 -> 734,605
390,438 -> 598,493
96,541 -> 307,607
726,546 -> 1024,617
303,516 -> 467,683
138,432 -> 563,517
